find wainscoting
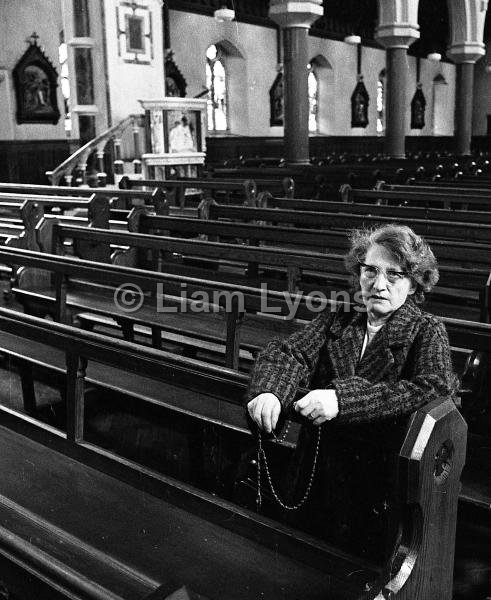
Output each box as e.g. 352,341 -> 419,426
205,135 -> 490,164
0,139 -> 72,184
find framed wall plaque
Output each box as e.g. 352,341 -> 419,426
13,38 -> 60,125
351,75 -> 369,128
411,84 -> 426,129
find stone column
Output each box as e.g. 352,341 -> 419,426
269,1 -> 323,165
455,61 -> 475,155
446,0 -> 487,155
375,0 -> 420,158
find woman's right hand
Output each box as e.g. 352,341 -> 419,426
247,393 -> 281,433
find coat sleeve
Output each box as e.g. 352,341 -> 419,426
247,309 -> 335,410
333,317 -> 459,423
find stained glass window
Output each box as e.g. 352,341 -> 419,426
308,65 -> 318,133
376,72 -> 385,134
206,45 -> 228,131
58,36 -> 72,133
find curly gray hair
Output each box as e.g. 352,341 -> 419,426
344,224 -> 439,304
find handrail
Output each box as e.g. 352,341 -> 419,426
46,115 -> 140,187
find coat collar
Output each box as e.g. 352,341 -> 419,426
327,299 -> 422,379
330,298 -> 422,343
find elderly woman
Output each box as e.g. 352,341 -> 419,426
247,223 -> 458,435
246,224 -> 459,552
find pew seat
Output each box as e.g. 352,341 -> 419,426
0,426 -> 345,600
13,285 -> 303,362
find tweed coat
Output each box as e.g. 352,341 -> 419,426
248,298 -> 459,423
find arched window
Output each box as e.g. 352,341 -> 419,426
58,34 -> 72,134
308,64 -> 319,133
308,54 -> 333,134
206,44 -> 228,132
376,69 -> 386,134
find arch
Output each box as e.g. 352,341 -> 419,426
211,38 -> 244,59
309,54 -> 334,134
310,54 -> 332,70
205,39 -> 247,134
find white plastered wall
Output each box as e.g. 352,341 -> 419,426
473,43 -> 491,136
166,10 -> 459,138
103,0 -> 165,122
0,0 -> 66,140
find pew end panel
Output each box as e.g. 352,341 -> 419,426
371,397 -> 467,600
19,200 -> 44,251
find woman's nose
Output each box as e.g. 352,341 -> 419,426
372,271 -> 388,289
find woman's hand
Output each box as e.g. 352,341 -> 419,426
294,389 -> 339,425
247,393 -> 281,433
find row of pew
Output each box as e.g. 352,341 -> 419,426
0,174 -> 488,599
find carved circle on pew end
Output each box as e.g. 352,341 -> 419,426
433,439 -> 454,486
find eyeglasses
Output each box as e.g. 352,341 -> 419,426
358,262 -> 408,284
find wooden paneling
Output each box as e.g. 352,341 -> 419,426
205,135 -> 474,164
0,140 -> 72,184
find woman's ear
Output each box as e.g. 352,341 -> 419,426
407,280 -> 417,295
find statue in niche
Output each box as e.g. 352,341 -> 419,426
411,83 -> 426,129
164,52 -> 187,97
351,75 -> 369,128
269,71 -> 284,126
166,76 -> 181,97
13,33 -> 60,124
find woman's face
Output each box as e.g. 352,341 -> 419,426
360,244 -> 415,323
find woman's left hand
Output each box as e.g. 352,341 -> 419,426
294,389 -> 339,425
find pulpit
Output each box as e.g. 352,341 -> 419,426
139,97 -> 207,179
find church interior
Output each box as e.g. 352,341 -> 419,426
0,0 -> 490,598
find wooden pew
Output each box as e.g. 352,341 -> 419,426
0,191 -> 113,215
340,184 -> 491,210
38,219 -> 364,295
0,199 -> 42,240
136,213 -> 491,270
0,182 -> 166,212
426,178 -> 491,190
258,192 -> 491,224
36,218 -> 491,323
119,175 -> 261,208
381,182 -> 491,196
120,174 -> 295,204
0,306 -> 467,600
5,245 -> 340,370
200,203 -> 491,244
6,224 -> 491,383
208,163 -> 437,197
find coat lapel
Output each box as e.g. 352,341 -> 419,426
327,300 -> 422,382
357,299 -> 421,380
326,310 -> 365,378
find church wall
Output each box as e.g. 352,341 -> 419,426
306,39 -> 387,136
169,9 -> 277,136
0,0 -> 66,141
473,51 -> 491,136
103,0 -> 165,122
407,56 -> 456,137
168,10 -> 458,141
